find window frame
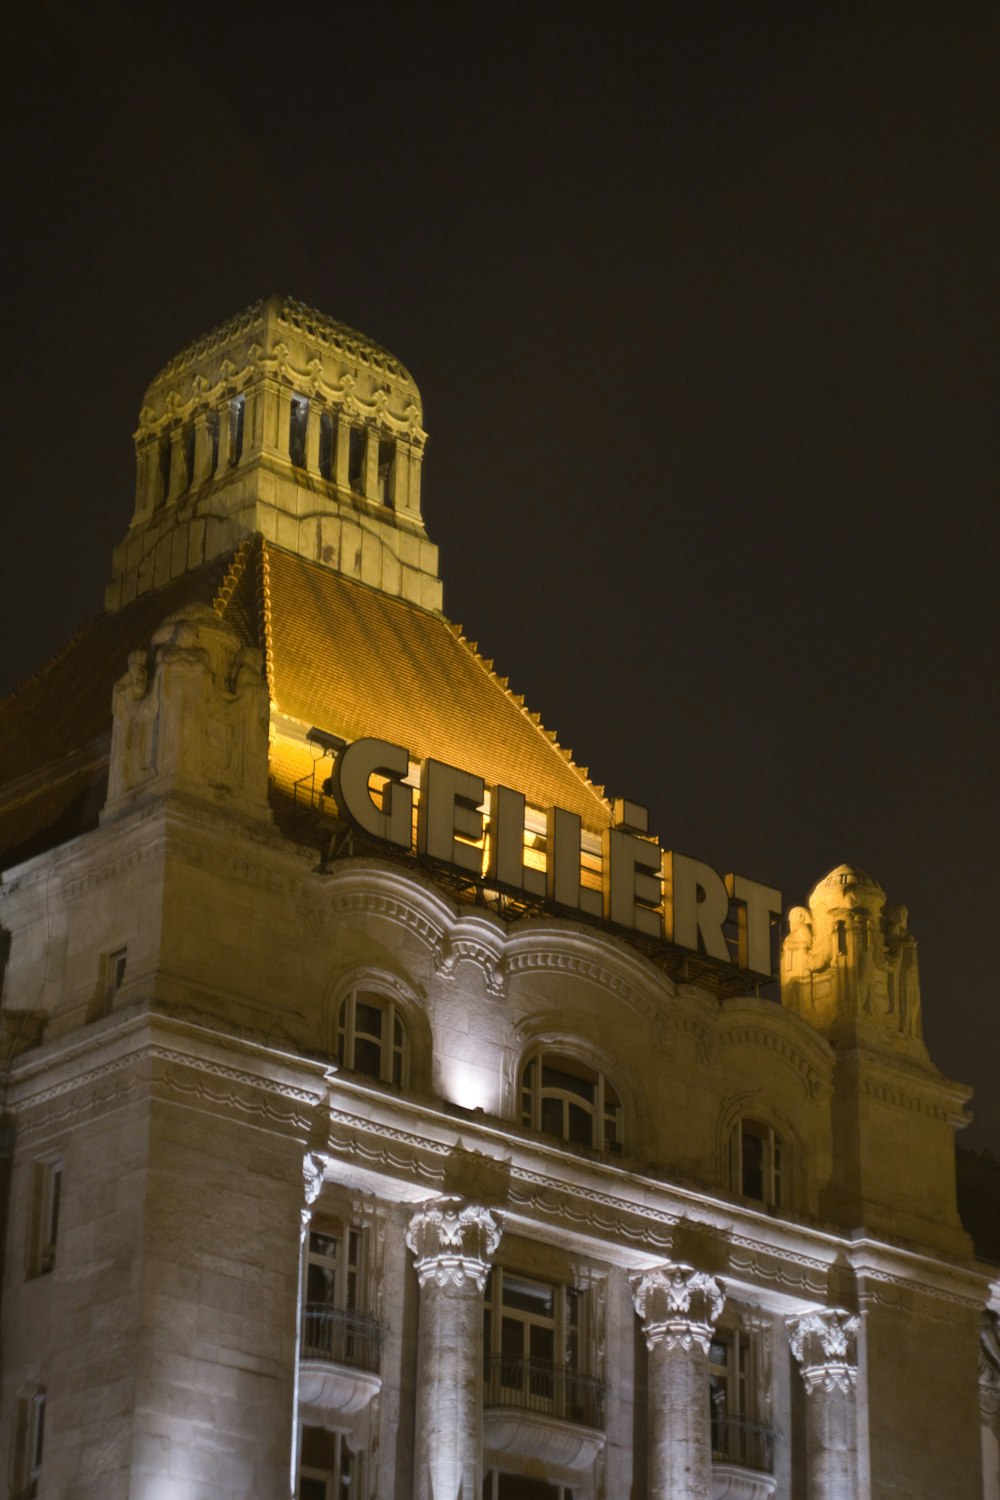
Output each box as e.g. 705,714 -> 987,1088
483,1267 -> 590,1422
13,1385 -> 45,1500
26,1158 -> 62,1278
297,1425 -> 361,1500
729,1117 -> 782,1208
519,1050 -> 623,1154
335,990 -> 408,1088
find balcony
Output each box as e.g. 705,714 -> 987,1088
483,1357 -> 606,1478
483,1355 -> 605,1429
302,1304 -> 381,1372
299,1305 -> 383,1419
711,1413 -> 777,1500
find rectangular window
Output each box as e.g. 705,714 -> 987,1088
709,1326 -> 774,1474
348,426 -> 366,491
289,396 -> 309,468
298,1425 -> 359,1499
318,410 -> 335,480
27,1159 -> 62,1277
230,394 -> 245,465
376,438 -> 395,506
106,947 -> 127,1007
483,1269 -> 602,1428
302,1219 -> 379,1372
14,1388 -> 45,1499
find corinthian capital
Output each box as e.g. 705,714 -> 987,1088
406,1197 -> 502,1292
630,1262 -> 725,1354
981,1314 -> 1000,1426
788,1309 -> 859,1393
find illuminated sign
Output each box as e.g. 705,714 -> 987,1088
325,735 -> 782,979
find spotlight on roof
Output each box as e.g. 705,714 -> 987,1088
307,726 -> 347,757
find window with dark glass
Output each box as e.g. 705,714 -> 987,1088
230,393 -> 245,464
13,1386 -> 45,1500
298,1426 -> 360,1499
318,410 -> 335,480
482,1477 -> 570,1500
709,1327 -> 774,1474
27,1160 -> 62,1277
376,438 -> 395,506
289,396 -> 308,468
336,992 -> 407,1086
520,1053 -> 622,1152
348,426 -> 366,491
483,1269 -> 601,1428
730,1118 -> 782,1208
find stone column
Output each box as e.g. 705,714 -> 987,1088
165,426 -> 187,505
406,1198 -> 501,1500
363,424 -> 379,502
305,399 -> 323,474
334,411 -> 352,490
787,1309 -> 860,1500
191,410 -> 214,487
631,1262 -> 725,1500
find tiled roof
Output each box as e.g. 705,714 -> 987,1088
0,558 -> 233,868
259,541 -> 608,828
0,538 -> 609,870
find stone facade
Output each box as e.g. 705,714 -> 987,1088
0,302 -> 997,1500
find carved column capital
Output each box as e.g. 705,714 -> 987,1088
981,1314 -> 1000,1427
630,1262 -> 725,1355
406,1197 -> 501,1293
300,1152 -> 328,1244
788,1308 -> 860,1393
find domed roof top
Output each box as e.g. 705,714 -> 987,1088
810,863 -> 886,908
143,294 -> 420,409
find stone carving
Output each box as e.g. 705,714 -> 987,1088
981,1313 -> 1000,1427
104,605 -> 270,821
780,865 -> 923,1044
787,1309 -> 859,1393
405,1197 -> 501,1292
630,1263 -> 725,1354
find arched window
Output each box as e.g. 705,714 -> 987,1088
336,991 -> 407,1086
520,1053 -> 622,1153
729,1118 -> 782,1208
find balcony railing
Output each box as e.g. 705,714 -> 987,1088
711,1412 -> 776,1474
301,1304 -> 382,1374
483,1355 -> 606,1430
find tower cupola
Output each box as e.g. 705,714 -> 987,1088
106,295 -> 440,612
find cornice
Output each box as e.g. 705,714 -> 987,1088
138,343 -> 425,441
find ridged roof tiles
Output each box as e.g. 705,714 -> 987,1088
261,543 -> 609,829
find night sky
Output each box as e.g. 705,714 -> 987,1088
4,2 -> 998,1149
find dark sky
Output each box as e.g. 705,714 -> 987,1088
4,2 -> 998,1148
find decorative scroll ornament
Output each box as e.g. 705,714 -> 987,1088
405,1197 -> 501,1293
787,1309 -> 860,1393
630,1263 -> 725,1355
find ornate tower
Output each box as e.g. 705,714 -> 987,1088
106,295 -> 441,613
781,864 -> 970,1255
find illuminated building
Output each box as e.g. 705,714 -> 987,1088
0,296 -> 997,1500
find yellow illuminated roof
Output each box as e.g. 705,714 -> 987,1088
0,537 -> 609,868
249,540 -> 608,829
